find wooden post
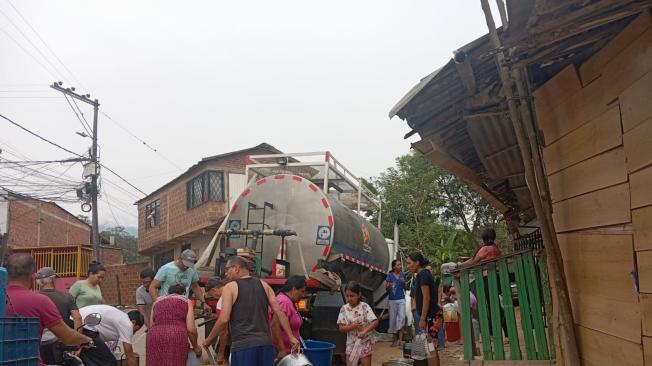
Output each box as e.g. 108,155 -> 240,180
478,1 -> 581,365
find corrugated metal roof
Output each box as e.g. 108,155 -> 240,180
389,0 -> 642,224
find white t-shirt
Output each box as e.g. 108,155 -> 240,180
79,305 -> 133,344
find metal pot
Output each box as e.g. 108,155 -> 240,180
277,351 -> 313,366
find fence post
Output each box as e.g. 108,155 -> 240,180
538,252 -> 556,360
498,259 -> 521,360
459,270 -> 474,360
524,252 -> 549,359
486,262 -> 505,359
514,254 -> 536,359
76,246 -> 82,280
473,266 -> 493,359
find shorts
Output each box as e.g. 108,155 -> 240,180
388,299 -> 406,333
231,345 -> 276,366
425,310 -> 444,340
345,338 -> 373,358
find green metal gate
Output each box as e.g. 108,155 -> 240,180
453,250 -> 554,362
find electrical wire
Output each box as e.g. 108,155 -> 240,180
98,110 -> 184,170
7,0 -> 86,90
0,112 -> 86,158
63,94 -> 92,136
100,164 -> 146,196
0,7 -> 69,84
0,25 -> 58,80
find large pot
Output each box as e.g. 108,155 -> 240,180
277,352 -> 313,366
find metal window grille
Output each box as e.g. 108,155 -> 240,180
145,199 -> 160,228
186,171 -> 224,209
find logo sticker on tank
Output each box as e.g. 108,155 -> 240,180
316,226 -> 332,245
228,220 -> 241,238
361,224 -> 372,252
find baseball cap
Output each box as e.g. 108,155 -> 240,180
204,277 -> 224,291
181,249 -> 197,268
36,267 -> 57,279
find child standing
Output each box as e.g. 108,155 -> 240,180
337,281 -> 379,366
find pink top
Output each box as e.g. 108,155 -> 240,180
476,244 -> 502,261
6,284 -> 62,366
269,292 -> 302,353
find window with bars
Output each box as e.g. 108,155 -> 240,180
145,199 -> 161,229
186,171 -> 225,209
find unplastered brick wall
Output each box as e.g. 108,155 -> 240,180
100,246 -> 124,265
7,199 -> 90,248
138,145 -> 279,253
101,262 -> 149,306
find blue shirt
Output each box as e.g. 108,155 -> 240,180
154,261 -> 199,297
386,271 -> 407,300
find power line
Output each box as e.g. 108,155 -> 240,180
7,0 -> 86,90
63,94 -> 92,136
0,24 -> 57,80
70,97 -> 93,133
0,7 -> 69,84
99,110 -> 183,170
0,112 -> 86,158
100,164 -> 146,196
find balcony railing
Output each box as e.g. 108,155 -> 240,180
12,245 -> 93,279
453,250 -> 554,362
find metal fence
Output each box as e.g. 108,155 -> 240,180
12,245 -> 93,279
454,250 -> 554,362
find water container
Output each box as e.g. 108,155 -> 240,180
303,340 -> 335,366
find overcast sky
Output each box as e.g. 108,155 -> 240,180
0,1 -> 501,230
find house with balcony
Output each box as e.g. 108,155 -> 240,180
136,143 -> 282,269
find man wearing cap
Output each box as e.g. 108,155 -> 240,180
37,267 -> 84,364
149,249 -> 209,310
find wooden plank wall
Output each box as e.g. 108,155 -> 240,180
532,10 -> 652,366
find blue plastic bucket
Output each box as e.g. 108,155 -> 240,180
303,340 -> 335,366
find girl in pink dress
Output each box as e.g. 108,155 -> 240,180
337,281 -> 379,366
146,284 -> 202,366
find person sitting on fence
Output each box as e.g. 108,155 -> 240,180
36,267 -> 83,364
459,228 -> 502,268
5,253 -> 92,366
136,268 -> 156,329
78,304 -> 144,366
69,261 -> 106,308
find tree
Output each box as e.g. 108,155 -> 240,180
368,152 -> 506,269
100,226 -> 147,264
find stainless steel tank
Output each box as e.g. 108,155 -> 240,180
226,174 -> 389,292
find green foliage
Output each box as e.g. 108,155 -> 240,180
100,226 -> 148,264
368,152 -> 507,270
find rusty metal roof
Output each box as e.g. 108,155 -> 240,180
390,0 -> 647,224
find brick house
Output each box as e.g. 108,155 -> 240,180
0,189 -> 91,249
137,143 -> 282,268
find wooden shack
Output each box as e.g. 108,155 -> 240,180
533,9 -> 652,365
390,1 -> 652,364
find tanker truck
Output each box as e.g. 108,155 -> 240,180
196,151 -> 392,355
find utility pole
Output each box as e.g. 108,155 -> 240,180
50,82 -> 101,261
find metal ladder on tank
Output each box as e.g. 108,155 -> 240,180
244,201 -> 274,258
